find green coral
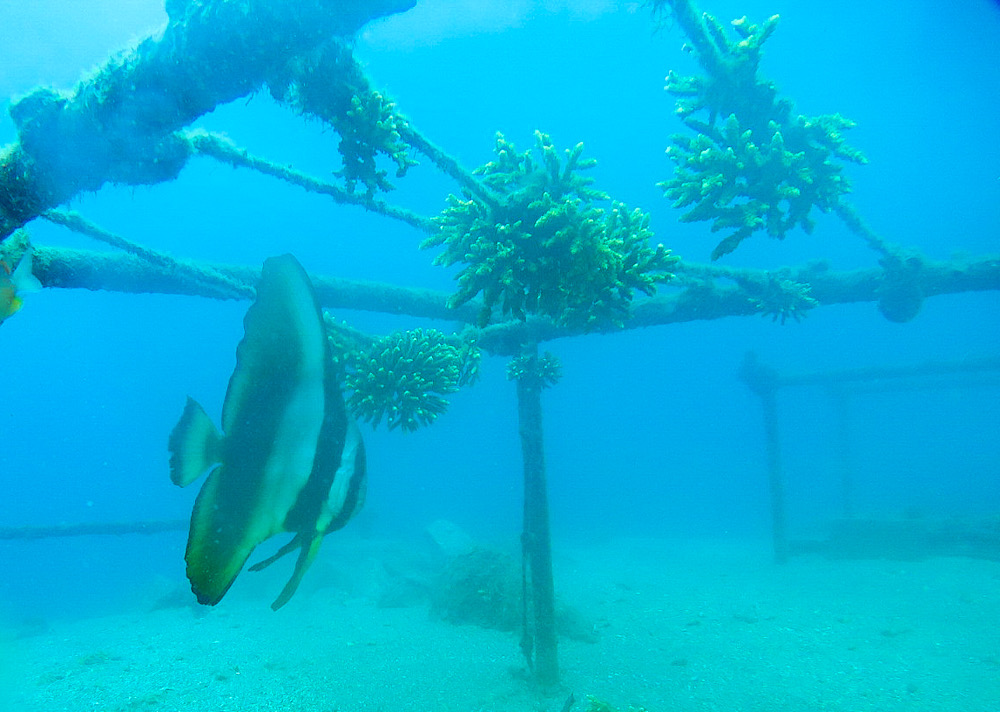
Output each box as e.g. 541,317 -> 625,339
423,131 -> 679,329
268,41 -> 417,198
323,312 -> 366,377
747,272 -> 818,324
506,351 -> 562,390
346,328 -> 480,432
659,11 -> 867,259
333,89 -> 418,197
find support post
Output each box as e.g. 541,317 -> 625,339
831,387 -> 856,519
739,352 -> 788,564
513,344 -> 559,687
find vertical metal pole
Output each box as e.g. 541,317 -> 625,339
515,345 -> 559,687
739,353 -> 788,564
759,386 -> 788,564
831,387 -> 855,519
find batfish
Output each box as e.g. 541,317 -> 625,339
168,254 -> 366,610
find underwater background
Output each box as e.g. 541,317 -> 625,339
0,1 -> 998,706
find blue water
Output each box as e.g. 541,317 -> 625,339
1,0 -> 998,628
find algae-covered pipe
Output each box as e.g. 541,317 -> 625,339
0,0 -> 415,240
516,344 -> 559,686
29,244 -> 482,324
19,237 -> 1000,357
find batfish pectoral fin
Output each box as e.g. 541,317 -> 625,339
169,397 -> 222,487
247,535 -> 300,573
184,465 -> 280,606
269,533 -> 325,611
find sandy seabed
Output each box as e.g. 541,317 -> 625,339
3,537 -> 998,712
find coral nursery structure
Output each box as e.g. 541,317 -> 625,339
1,0 -> 998,692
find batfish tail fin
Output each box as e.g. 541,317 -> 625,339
169,397 -> 221,487
248,533 -> 325,611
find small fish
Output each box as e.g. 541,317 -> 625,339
0,249 -> 42,325
168,254 -> 366,610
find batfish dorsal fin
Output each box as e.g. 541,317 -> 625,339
168,397 -> 221,487
221,254 -> 327,435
